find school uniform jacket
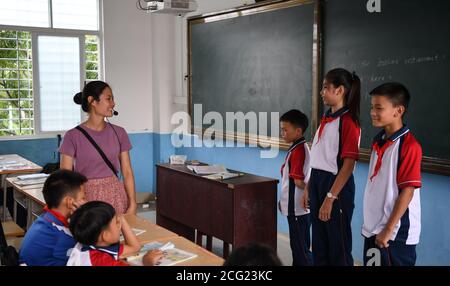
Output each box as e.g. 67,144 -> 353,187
362,126 -> 422,245
280,137 -> 311,217
310,107 -> 361,175
67,242 -> 128,266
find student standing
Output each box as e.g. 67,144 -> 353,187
362,83 -> 422,266
279,109 -> 313,266
302,68 -> 361,266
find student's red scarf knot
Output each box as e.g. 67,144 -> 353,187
370,140 -> 394,181
317,116 -> 337,143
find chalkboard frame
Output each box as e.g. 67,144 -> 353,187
187,0 -> 450,176
187,0 -> 321,151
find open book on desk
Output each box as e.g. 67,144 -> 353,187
126,241 -> 197,266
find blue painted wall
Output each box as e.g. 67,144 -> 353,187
0,137 -> 60,167
2,133 -> 450,265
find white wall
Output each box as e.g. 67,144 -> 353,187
149,0 -> 257,133
102,0 -> 255,134
102,0 -> 153,132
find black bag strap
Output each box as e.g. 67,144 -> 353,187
76,126 -> 118,177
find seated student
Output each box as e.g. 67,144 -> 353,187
67,201 -> 163,266
19,170 -> 88,266
362,82 -> 422,266
223,243 -> 283,266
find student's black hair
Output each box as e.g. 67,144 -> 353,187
69,201 -> 116,246
369,82 -> 410,113
73,80 -> 111,113
280,109 -> 309,133
325,68 -> 361,124
223,243 -> 282,266
42,169 -> 87,209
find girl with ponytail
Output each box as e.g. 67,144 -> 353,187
301,68 -> 361,265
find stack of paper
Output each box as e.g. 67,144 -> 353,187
0,161 -> 27,170
186,165 -> 227,174
17,173 -> 49,180
14,173 -> 49,186
202,172 -> 241,180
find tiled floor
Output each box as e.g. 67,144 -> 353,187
137,203 -> 293,266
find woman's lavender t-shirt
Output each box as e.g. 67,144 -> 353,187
59,124 -> 132,179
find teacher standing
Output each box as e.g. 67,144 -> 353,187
60,81 -> 137,214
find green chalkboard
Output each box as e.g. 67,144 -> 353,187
189,1 -> 315,141
323,0 -> 450,162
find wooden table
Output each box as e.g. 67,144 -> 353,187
0,154 -> 42,221
156,163 -> 278,258
124,214 -> 179,242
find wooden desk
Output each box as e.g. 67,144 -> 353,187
124,214 -> 179,242
6,176 -> 45,229
156,163 -> 278,257
0,154 -> 42,221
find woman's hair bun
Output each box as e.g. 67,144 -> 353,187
73,92 -> 83,105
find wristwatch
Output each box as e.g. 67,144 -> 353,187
326,192 -> 338,200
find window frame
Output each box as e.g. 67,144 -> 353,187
0,0 -> 103,139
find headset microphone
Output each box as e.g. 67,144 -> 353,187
113,109 -> 119,116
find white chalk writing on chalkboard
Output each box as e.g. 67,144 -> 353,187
377,58 -> 399,67
370,74 -> 392,82
404,54 -> 443,65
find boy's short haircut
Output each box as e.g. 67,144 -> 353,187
223,242 -> 282,266
42,169 -> 87,209
69,201 -> 116,246
280,109 -> 309,133
369,82 -> 411,112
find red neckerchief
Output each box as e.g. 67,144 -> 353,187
43,205 -> 69,227
369,140 -> 394,181
316,116 -> 338,143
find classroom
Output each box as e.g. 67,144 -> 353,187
1,0 -> 450,268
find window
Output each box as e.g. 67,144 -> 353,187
52,0 -> 99,30
0,31 -> 33,136
0,0 -> 99,30
37,35 -> 81,132
0,0 -> 49,28
0,0 -> 101,136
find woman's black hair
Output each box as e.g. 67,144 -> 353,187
73,80 -> 111,112
325,68 -> 361,124
69,201 -> 116,246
